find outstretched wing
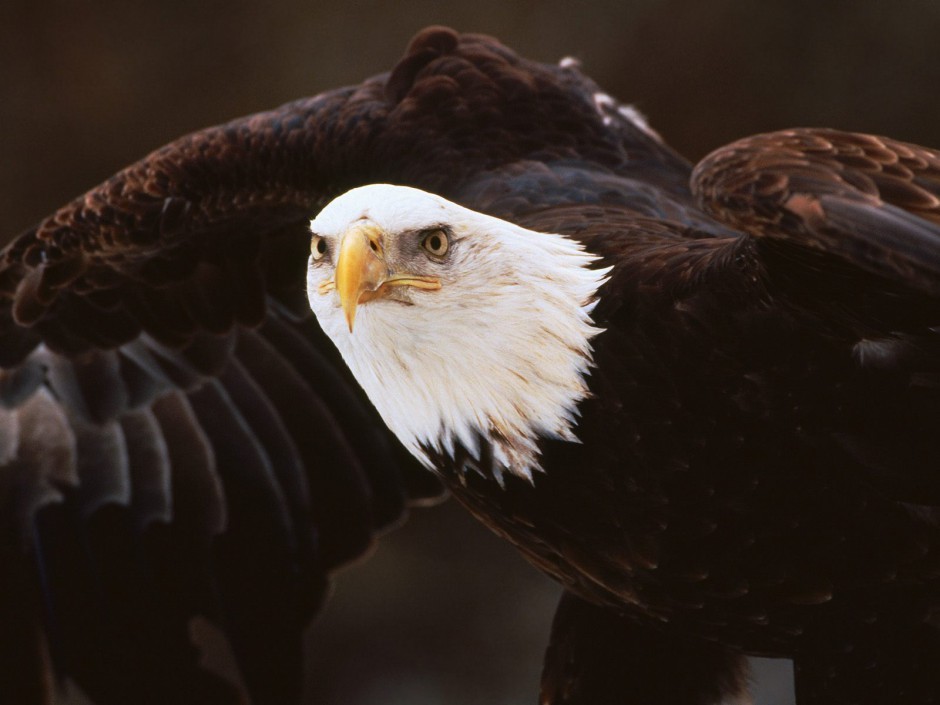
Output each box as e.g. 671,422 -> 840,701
691,127 -> 940,502
0,55 -> 430,705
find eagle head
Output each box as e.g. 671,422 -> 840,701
306,184 -> 609,484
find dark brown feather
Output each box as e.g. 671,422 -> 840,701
692,128 -> 940,294
119,410 -> 172,531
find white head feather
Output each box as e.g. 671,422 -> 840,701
307,184 -> 610,484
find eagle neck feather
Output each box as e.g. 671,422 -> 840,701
310,191 -> 610,485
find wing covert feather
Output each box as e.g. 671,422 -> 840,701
692,127 -> 940,295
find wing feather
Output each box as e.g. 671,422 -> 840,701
8,389 -> 79,534
258,313 -> 422,526
43,348 -> 129,425
217,358 -> 310,512
70,418 -> 130,520
119,410 -> 173,531
151,391 -> 226,537
233,328 -> 374,568
185,378 -> 314,702
692,127 -> 940,296
0,354 -> 44,408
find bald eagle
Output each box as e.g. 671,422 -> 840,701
2,25 -> 940,705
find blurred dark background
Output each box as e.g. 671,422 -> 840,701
3,1 -> 939,703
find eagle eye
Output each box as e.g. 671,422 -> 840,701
421,229 -> 449,258
311,235 -> 328,261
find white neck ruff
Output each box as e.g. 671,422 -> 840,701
307,186 -> 610,484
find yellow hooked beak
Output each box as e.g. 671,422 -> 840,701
333,224 -> 387,332
324,223 -> 442,332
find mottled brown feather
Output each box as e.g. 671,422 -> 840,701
692,128 -> 940,294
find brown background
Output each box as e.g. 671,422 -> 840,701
3,1 -> 939,703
